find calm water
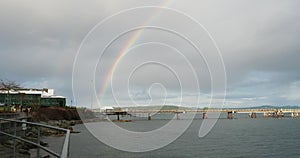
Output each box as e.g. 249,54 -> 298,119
49,114 -> 300,158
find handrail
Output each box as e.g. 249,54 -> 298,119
0,118 -> 70,158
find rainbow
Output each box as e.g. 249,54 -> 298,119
98,1 -> 172,102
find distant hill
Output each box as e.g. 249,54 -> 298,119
226,105 -> 300,109
120,105 -> 300,111
260,105 -> 300,109
121,105 -> 192,111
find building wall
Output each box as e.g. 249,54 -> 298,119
0,93 -> 66,107
0,93 -> 41,107
41,98 -> 66,107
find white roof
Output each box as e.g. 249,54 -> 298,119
100,106 -> 114,110
42,95 -> 65,99
0,89 -> 65,98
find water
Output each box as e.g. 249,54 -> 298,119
58,114 -> 300,157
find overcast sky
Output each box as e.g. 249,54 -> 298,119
1,0 -> 300,108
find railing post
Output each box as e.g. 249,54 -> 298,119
37,126 -> 40,158
13,121 -> 16,158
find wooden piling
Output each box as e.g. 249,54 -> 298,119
227,111 -> 234,119
148,113 -> 151,120
202,112 -> 208,119
249,112 -> 257,118
176,113 -> 180,120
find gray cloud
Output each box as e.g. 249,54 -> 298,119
1,0 -> 300,107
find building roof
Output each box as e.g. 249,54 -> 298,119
0,88 -> 65,98
100,106 -> 114,110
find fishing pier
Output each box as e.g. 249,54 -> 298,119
96,108 -> 300,120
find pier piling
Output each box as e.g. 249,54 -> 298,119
176,113 -> 180,120
202,112 -> 208,119
291,112 -> 299,118
249,112 -> 257,118
227,111 -> 234,119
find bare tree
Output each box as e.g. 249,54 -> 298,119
0,79 -> 21,90
0,79 -> 21,112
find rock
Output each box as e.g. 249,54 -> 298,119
40,121 -> 47,125
19,148 -> 30,155
69,120 -> 76,126
21,144 -> 30,150
23,142 -> 36,149
70,130 -> 80,133
41,154 -> 50,158
25,131 -> 37,138
75,120 -> 83,124
29,126 -> 38,134
47,120 -> 59,126
24,137 -> 48,147
40,140 -> 48,147
4,140 -> 13,146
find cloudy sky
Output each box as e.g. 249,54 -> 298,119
1,0 -> 300,108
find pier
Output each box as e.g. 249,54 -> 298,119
94,108 -> 300,120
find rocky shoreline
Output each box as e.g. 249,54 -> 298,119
0,119 -> 80,158
0,107 -> 93,157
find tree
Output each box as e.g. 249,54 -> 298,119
0,79 -> 21,112
0,79 -> 21,90
203,107 -> 209,111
